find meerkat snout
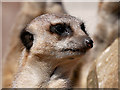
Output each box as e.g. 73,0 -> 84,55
84,37 -> 93,48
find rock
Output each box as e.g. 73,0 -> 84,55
87,38 -> 118,88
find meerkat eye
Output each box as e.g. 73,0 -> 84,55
20,29 -> 34,50
50,23 -> 73,36
50,24 -> 66,35
80,23 -> 88,35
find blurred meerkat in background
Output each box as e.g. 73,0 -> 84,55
93,1 -> 119,57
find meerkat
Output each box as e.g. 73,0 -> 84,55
12,14 -> 93,88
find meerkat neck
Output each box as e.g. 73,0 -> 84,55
13,52 -> 78,88
47,60 -> 78,88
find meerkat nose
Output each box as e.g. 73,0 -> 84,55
84,38 -> 93,48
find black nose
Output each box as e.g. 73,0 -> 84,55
85,38 -> 93,48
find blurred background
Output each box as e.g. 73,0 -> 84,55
2,1 -> 119,88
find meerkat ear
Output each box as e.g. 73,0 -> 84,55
20,28 -> 34,50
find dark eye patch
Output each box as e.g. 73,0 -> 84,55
50,23 -> 73,37
80,23 -> 88,35
20,28 -> 34,50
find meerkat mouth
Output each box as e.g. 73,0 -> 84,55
61,48 -> 87,53
62,48 -> 81,52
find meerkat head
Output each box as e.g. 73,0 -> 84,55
20,14 -> 93,60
